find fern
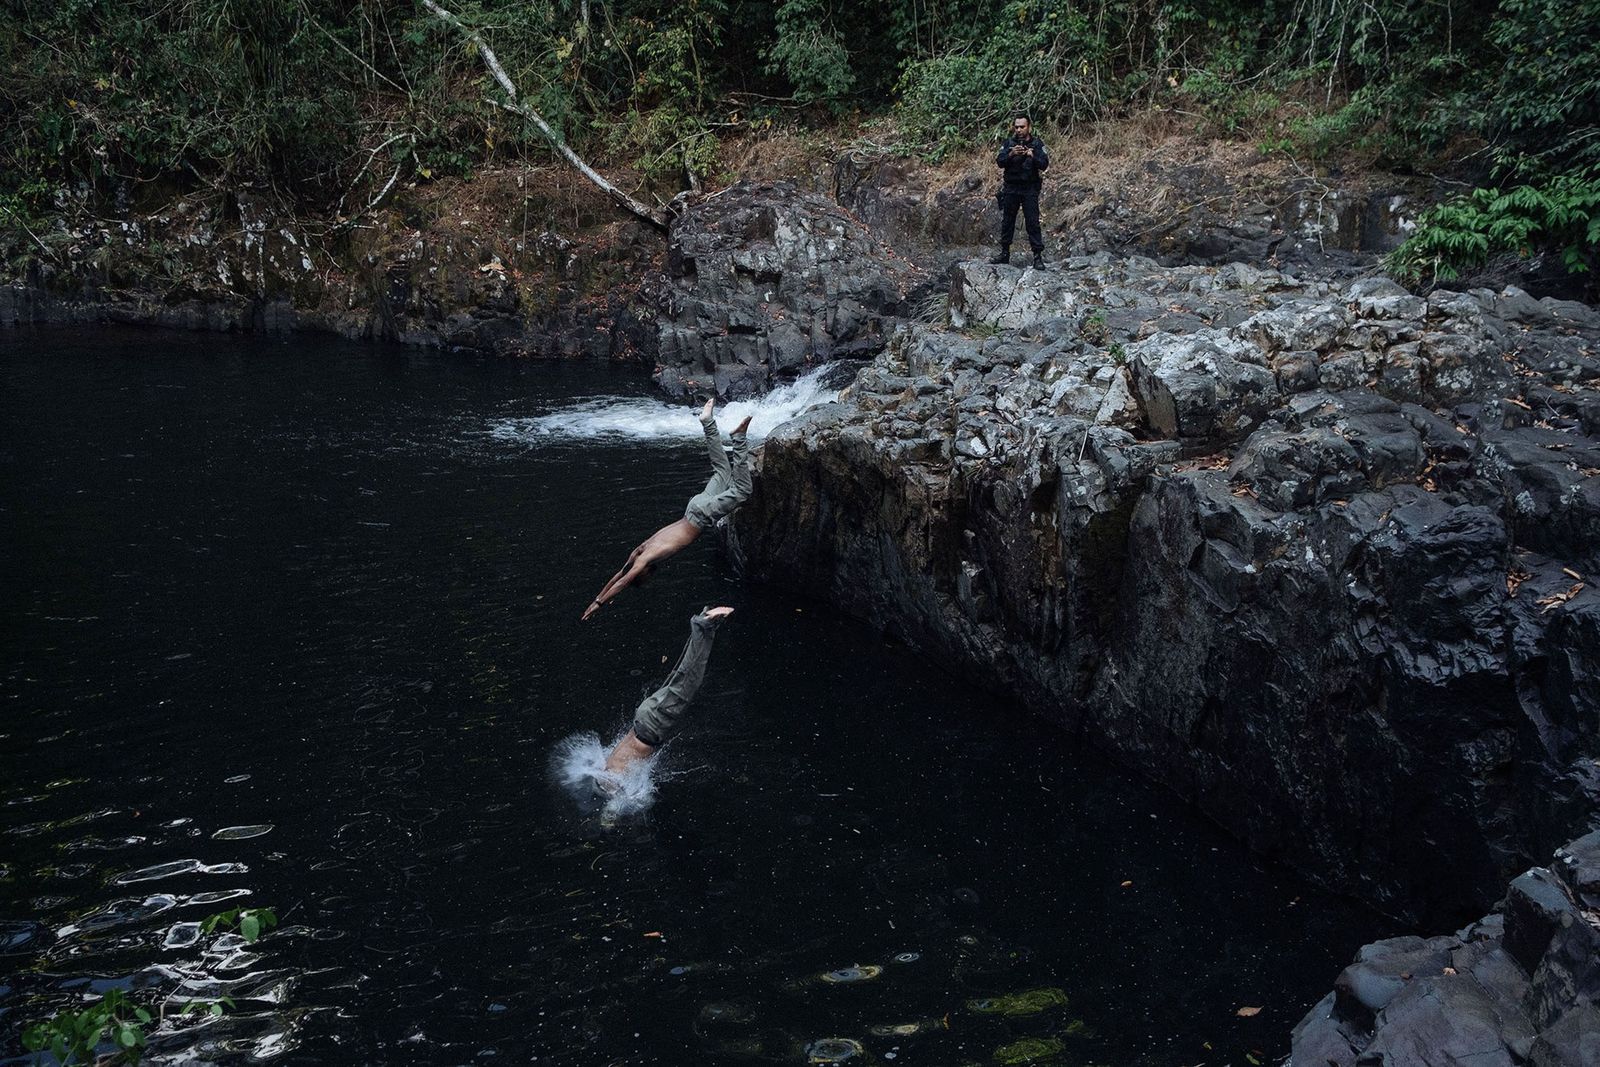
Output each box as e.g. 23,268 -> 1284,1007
1388,174 -> 1600,283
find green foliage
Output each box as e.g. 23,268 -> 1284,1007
1388,175 -> 1600,282
1081,308 -> 1108,344
21,989 -> 150,1066
766,0 -> 854,106
175,996 -> 236,1020
18,906 -> 279,1064
1487,0 -> 1600,175
2,0 -> 1599,223
201,906 -> 279,943
896,0 -> 1113,154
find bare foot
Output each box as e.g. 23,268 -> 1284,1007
700,397 -> 715,422
581,599 -> 602,622
734,415 -> 753,435
703,605 -> 735,621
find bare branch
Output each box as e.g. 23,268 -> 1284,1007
420,0 -> 668,230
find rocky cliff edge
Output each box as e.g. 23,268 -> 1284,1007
738,245 -> 1600,926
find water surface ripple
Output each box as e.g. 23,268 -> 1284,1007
1,329 -> 1384,1064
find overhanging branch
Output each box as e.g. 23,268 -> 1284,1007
419,0 -> 669,230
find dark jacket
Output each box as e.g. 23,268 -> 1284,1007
996,135 -> 1049,189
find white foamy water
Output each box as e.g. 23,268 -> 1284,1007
489,364 -> 840,445
551,730 -> 660,823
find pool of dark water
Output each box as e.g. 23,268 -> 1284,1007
1,328 -> 1384,1065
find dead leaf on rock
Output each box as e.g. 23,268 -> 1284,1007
1507,569 -> 1533,597
1537,582 -> 1585,613
1563,567 -> 1584,581
1443,966 -> 1458,976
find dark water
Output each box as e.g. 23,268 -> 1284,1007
1,329 -> 1383,1065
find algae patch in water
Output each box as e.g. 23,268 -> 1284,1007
966,987 -> 1069,1016
993,1036 -> 1065,1064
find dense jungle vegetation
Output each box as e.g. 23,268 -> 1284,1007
1,0 -> 1597,280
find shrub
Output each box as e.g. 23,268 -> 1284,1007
1387,174 -> 1600,282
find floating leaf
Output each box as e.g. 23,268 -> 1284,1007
1236,1005 -> 1262,1017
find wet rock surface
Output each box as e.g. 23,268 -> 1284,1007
653,181 -> 923,398
1290,831 -> 1600,1066
738,252 -> 1600,924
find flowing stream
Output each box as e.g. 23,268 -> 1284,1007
0,329 -> 1384,1065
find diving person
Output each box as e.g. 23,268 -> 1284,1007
581,399 -> 751,621
602,606 -> 734,776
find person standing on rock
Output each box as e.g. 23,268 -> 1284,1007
990,113 -> 1050,269
580,398 -> 752,621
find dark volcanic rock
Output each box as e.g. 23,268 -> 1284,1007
653,181 -> 922,399
1,190 -> 665,359
740,254 -> 1600,923
1290,832 -> 1600,1067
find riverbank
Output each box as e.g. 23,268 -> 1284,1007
2,114 -> 1454,363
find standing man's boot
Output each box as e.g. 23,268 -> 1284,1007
1032,251 -> 1046,269
989,248 -> 1010,265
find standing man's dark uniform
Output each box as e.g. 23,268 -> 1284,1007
991,114 -> 1049,269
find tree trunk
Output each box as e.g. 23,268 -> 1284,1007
419,0 -> 668,231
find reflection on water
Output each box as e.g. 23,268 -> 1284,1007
1,329 -> 1384,1065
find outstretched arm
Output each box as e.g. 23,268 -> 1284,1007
583,546 -> 642,620
583,556 -> 649,620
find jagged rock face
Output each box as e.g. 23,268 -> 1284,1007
0,191 -> 663,359
654,181 -> 923,399
833,153 -> 1425,271
1290,831 -> 1600,1066
739,253 -> 1600,923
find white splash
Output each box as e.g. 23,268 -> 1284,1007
551,730 -> 659,823
490,364 -> 840,445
